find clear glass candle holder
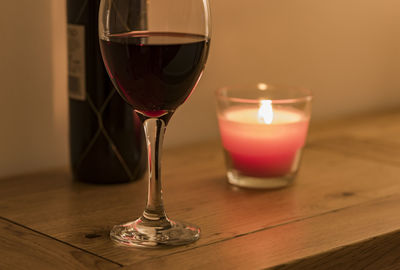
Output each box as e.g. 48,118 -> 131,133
216,83 -> 312,189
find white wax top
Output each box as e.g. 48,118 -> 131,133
223,107 -> 305,125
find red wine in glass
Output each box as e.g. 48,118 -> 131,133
99,0 -> 211,248
100,31 -> 210,117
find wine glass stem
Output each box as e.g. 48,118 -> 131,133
142,117 -> 167,221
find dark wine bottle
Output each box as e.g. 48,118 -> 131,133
67,0 -> 146,184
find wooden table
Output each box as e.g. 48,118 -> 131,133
2,110 -> 400,269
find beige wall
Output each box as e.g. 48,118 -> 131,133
1,0 -> 400,178
169,0 -> 400,145
0,0 -> 68,178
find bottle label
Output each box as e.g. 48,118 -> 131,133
67,24 -> 86,101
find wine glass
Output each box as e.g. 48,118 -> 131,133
98,0 -> 211,247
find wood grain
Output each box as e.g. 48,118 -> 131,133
309,110 -> 400,146
1,109 -> 400,268
1,143 -> 400,266
126,194 -> 400,269
270,229 -> 400,270
0,218 -> 119,270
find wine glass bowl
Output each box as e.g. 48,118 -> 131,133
99,0 -> 211,247
100,32 -> 209,118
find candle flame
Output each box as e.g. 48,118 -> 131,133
258,100 -> 274,124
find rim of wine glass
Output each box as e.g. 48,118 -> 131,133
98,0 -> 213,40
215,83 -> 313,105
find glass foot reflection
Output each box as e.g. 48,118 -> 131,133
110,217 -> 200,247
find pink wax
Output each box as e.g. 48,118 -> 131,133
218,106 -> 309,177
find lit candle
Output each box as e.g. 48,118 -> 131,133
218,100 -> 310,177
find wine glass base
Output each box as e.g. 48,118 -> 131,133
110,218 -> 200,247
